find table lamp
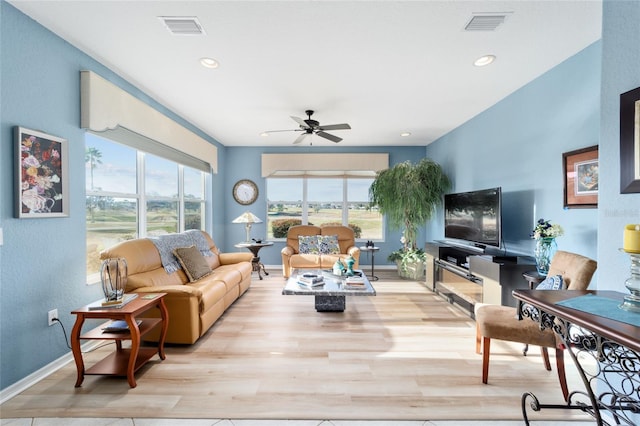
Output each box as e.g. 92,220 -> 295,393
232,211 -> 262,242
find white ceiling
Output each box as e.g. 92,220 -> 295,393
9,1 -> 602,147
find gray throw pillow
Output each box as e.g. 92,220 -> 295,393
173,245 -> 212,282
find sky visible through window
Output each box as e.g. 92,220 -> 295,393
86,133 -> 192,197
268,178 -> 372,202
86,133 -> 136,193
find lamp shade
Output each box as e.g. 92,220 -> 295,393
233,211 -> 262,242
232,211 -> 262,224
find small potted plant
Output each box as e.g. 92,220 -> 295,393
387,232 -> 428,279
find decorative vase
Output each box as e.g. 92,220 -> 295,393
100,257 -> 127,302
620,252 -> 640,312
345,255 -> 355,276
534,237 -> 557,276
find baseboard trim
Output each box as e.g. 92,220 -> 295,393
0,341 -> 101,404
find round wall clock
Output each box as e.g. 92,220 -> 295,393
232,179 -> 258,205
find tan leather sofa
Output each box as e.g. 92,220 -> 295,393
100,231 -> 253,344
281,225 -> 360,278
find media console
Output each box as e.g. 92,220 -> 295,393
425,242 -> 535,317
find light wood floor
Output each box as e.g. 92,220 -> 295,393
1,269 -> 593,422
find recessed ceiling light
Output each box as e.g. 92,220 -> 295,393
200,57 -> 219,69
400,132 -> 411,137
260,132 -> 269,137
474,55 -> 496,67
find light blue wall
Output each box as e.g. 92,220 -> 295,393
223,145 -> 426,266
0,2 -> 225,389
597,0 -> 640,293
425,42 -> 602,266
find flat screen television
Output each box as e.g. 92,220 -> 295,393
444,187 -> 502,249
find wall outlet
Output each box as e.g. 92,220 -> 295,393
48,309 -> 58,326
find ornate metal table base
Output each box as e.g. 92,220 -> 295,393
515,290 -> 640,426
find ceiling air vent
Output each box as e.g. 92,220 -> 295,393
464,14 -> 509,31
159,16 -> 205,35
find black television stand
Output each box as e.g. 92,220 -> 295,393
425,242 -> 535,318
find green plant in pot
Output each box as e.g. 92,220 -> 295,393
369,158 -> 450,279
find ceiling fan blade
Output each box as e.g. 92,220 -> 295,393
318,123 -> 351,131
290,116 -> 309,129
316,131 -> 342,143
293,133 -> 309,144
262,129 -> 299,134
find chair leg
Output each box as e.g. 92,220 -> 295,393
476,323 -> 481,354
541,347 -> 551,371
555,348 -> 569,401
482,337 -> 490,384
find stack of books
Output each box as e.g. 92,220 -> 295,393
297,273 -> 325,287
88,293 -> 138,310
345,275 -> 366,289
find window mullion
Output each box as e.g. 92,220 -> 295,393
302,178 -> 308,224
138,151 -> 146,237
178,164 -> 185,233
342,178 -> 348,225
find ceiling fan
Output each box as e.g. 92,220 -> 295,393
263,110 -> 351,144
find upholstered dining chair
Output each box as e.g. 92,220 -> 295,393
474,250 -> 597,401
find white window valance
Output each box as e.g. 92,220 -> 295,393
261,153 -> 389,178
80,71 -> 217,173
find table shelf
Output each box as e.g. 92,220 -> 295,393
81,318 -> 162,340
84,347 -> 160,377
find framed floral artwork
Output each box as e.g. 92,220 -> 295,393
562,145 -> 598,209
620,86 -> 640,193
15,127 -> 69,218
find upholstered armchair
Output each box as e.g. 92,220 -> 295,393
281,225 -> 360,278
474,250 -> 597,401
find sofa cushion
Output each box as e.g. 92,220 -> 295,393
290,253 -> 322,269
173,245 -> 213,282
187,279 -> 226,313
299,235 -> 320,254
210,265 -> 243,292
319,234 -> 340,254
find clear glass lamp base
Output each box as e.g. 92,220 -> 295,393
620,252 -> 640,312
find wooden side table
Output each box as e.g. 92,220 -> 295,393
70,293 -> 168,388
235,241 -> 273,280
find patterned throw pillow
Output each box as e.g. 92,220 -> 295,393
521,275 -> 564,318
536,274 -> 564,290
173,245 -> 212,282
319,235 -> 340,255
298,236 -> 320,254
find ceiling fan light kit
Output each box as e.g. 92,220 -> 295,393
263,109 -> 351,145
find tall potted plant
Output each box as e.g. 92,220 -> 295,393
369,158 -> 450,279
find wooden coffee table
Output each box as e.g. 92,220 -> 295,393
282,269 -> 376,312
